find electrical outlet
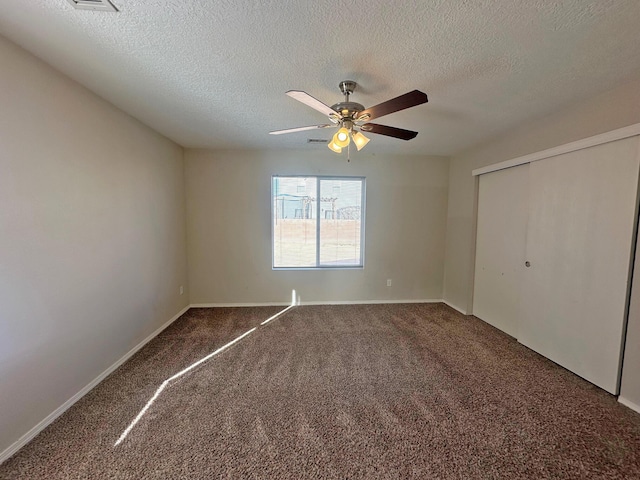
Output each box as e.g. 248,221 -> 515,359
387,279 -> 392,287
179,285 -> 184,295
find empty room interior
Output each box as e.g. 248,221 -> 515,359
2,1 -> 640,478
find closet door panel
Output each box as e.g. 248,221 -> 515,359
519,136 -> 640,394
473,164 -> 529,337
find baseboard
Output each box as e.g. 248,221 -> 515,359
190,302 -> 291,307
0,304 -> 190,465
618,396 -> 640,414
442,300 -> 469,315
191,299 -> 443,307
299,299 -> 442,305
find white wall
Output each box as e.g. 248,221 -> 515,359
185,149 -> 449,304
0,36 -> 189,456
442,76 -> 640,409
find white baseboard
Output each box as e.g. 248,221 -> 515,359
618,396 -> 640,414
0,304 -> 190,465
442,300 -> 469,315
192,299 -> 444,307
190,302 -> 291,308
298,299 -> 441,305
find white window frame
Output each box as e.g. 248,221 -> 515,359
271,175 -> 366,270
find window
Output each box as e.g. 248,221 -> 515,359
272,176 -> 365,269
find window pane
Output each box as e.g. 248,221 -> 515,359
319,178 -> 362,266
272,177 -> 317,267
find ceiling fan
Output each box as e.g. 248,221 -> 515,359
269,81 -> 428,154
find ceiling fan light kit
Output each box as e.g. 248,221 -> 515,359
352,131 -> 370,151
270,81 -> 428,159
327,139 -> 342,153
333,126 -> 351,148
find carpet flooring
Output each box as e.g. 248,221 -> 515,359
1,303 -> 640,479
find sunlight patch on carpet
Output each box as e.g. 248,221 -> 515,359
114,292 -> 297,446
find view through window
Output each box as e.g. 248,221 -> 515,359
272,176 -> 365,268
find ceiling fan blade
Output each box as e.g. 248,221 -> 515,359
360,123 -> 418,140
357,90 -> 428,121
269,124 -> 335,135
286,90 -> 337,117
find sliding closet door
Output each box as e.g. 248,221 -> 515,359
518,136 -> 640,394
473,164 -> 529,337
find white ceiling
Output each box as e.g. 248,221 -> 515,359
1,1 -> 640,156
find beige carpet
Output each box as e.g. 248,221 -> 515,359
1,303 -> 639,479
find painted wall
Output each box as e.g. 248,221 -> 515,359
0,36 -> 189,456
442,76 -> 640,409
185,149 -> 449,304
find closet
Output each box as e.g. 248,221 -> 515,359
473,134 -> 640,395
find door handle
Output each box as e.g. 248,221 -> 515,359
525,261 -> 531,267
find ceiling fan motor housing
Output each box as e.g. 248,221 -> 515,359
331,80 -> 367,123
331,101 -> 365,120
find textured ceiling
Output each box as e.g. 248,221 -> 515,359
1,1 -> 640,155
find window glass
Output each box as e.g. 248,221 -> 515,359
272,176 -> 365,269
